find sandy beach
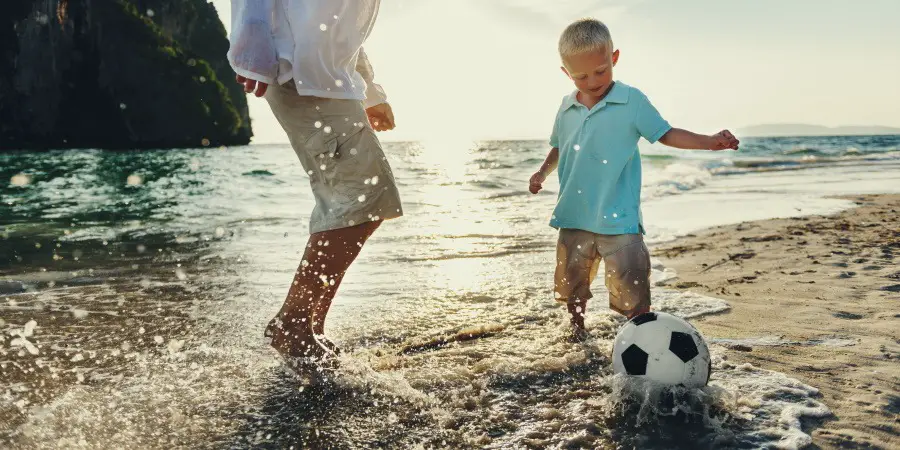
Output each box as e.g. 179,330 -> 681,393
657,194 -> 900,449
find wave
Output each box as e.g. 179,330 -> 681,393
711,150 -> 900,175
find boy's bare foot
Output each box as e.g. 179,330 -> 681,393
626,307 -> 651,321
567,299 -> 587,329
567,325 -> 590,343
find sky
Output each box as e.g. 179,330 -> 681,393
211,0 -> 900,143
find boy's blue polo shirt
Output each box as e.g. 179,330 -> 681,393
549,81 -> 671,235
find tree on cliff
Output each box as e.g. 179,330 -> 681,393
0,0 -> 252,150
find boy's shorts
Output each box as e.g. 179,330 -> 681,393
554,230 -> 651,317
266,80 -> 403,234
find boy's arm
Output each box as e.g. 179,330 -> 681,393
538,147 -> 560,177
529,147 -> 559,194
659,128 -> 740,151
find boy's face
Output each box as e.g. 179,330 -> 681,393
561,47 -> 620,100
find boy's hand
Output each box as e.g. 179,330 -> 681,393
236,75 -> 268,98
366,103 -> 395,132
710,130 -> 740,151
529,172 -> 546,194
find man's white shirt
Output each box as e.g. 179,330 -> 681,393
228,0 -> 387,107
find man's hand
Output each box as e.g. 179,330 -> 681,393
236,74 -> 268,98
709,130 -> 740,151
366,103 -> 395,132
529,171 -> 547,194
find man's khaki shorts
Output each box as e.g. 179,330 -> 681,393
554,230 -> 651,317
266,81 -> 403,234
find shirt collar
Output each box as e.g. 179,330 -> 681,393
562,81 -> 630,111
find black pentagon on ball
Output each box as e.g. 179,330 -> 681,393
669,331 -> 700,362
621,344 -> 649,375
629,312 -> 657,326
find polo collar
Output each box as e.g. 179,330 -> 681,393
562,81 -> 630,111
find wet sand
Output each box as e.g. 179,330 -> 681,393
657,194 -> 900,449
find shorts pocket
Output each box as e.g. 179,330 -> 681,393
304,128 -> 339,158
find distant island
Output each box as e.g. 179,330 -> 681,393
738,124 -> 900,137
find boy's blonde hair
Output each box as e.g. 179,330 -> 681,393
558,19 -> 613,58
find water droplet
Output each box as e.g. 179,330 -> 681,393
314,121 -> 323,128
358,195 -> 366,202
201,138 -> 211,147
335,79 -> 344,87
602,160 -> 608,164
371,176 -> 379,185
319,24 -> 327,31
612,213 -> 618,218
320,164 -> 327,170
146,9 -> 155,17
573,144 -> 581,151
10,173 -> 31,186
119,103 -> 127,110
349,148 -> 358,155
324,126 -> 332,134
348,220 -> 356,226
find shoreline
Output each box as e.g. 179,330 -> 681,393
656,194 -> 899,449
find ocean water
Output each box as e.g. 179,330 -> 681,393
1,135 -> 898,449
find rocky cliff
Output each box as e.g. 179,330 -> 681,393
0,0 -> 252,150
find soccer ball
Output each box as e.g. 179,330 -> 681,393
611,312 -> 711,387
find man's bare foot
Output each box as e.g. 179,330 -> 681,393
266,318 -> 342,355
266,320 -> 333,362
315,334 -> 342,355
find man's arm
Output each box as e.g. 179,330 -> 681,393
228,0 -> 277,97
356,47 -> 394,131
356,47 -> 388,108
659,128 -> 740,151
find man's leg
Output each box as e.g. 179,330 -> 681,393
268,220 -> 382,360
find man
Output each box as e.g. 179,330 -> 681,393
228,0 -> 403,366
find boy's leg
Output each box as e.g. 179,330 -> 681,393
555,229 -> 600,331
598,234 -> 652,319
268,220 -> 381,360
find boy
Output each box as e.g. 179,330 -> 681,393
529,19 -> 739,338
227,0 -> 403,366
